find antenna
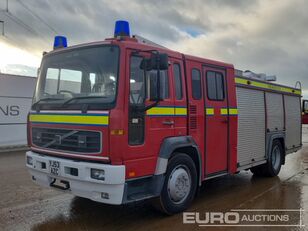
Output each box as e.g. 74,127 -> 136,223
132,34 -> 168,49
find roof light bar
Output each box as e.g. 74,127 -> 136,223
53,36 -> 67,49
114,20 -> 130,37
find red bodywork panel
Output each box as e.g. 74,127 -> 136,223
184,56 -> 237,180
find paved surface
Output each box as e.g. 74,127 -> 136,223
1,129 -> 308,231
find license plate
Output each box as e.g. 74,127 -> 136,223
49,160 -> 60,176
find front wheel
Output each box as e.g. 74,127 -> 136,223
153,153 -> 198,215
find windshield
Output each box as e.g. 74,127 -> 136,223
33,45 -> 119,110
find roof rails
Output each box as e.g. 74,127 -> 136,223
236,69 -> 277,82
132,34 -> 168,49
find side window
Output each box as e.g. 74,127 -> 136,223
129,56 -> 146,146
173,63 -> 183,100
207,71 -> 216,100
206,71 -> 225,101
130,56 -> 146,105
191,68 -> 201,100
159,70 -> 169,99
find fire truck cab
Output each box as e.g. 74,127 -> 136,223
26,21 -> 302,214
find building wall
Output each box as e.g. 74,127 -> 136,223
0,73 -> 36,148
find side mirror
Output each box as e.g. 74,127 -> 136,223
139,52 -> 169,107
140,53 -> 169,71
156,53 -> 168,70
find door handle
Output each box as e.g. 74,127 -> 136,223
162,120 -> 174,125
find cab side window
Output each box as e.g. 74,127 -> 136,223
206,71 -> 225,101
173,63 -> 183,100
191,68 -> 202,100
129,56 -> 146,145
130,56 -> 146,105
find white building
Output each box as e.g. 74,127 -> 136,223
0,73 -> 36,150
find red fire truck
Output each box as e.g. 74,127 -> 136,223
26,21 -> 302,214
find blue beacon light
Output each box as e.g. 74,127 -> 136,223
114,20 -> 130,37
53,36 -> 68,49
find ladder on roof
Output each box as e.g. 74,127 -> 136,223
132,34 -> 168,49
235,69 -> 276,82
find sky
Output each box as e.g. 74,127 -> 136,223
0,0 -> 307,96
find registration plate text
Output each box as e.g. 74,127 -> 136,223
49,160 -> 60,176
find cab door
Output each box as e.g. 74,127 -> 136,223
123,49 -> 175,178
170,59 -> 187,136
203,66 -> 228,175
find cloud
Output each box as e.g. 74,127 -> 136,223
0,0 -> 307,96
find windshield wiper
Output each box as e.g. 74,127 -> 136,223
61,96 -> 108,108
32,97 -> 63,108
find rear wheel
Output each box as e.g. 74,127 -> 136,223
251,140 -> 283,177
153,153 -> 198,215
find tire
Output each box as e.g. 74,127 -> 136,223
250,140 -> 283,177
250,165 -> 264,176
153,153 -> 198,215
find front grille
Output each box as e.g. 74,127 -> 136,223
32,128 -> 101,154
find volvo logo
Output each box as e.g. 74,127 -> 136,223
42,130 -> 78,148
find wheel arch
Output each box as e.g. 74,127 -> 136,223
266,132 -> 286,165
155,136 -> 202,186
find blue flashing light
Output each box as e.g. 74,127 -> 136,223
114,20 -> 130,37
53,36 -> 67,49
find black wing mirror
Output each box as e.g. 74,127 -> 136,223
140,53 -> 169,71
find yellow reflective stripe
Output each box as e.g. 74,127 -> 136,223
175,107 -> 187,116
29,114 -> 109,126
235,77 -> 301,95
220,108 -> 228,115
220,108 -> 238,115
206,108 -> 238,116
147,107 -> 187,116
147,107 -> 175,116
229,108 -> 238,115
206,108 -> 214,115
235,77 -> 248,85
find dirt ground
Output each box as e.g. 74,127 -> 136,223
0,129 -> 307,231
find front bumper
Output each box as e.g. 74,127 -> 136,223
26,151 -> 125,205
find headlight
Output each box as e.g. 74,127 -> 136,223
91,168 -> 105,181
26,156 -> 33,166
